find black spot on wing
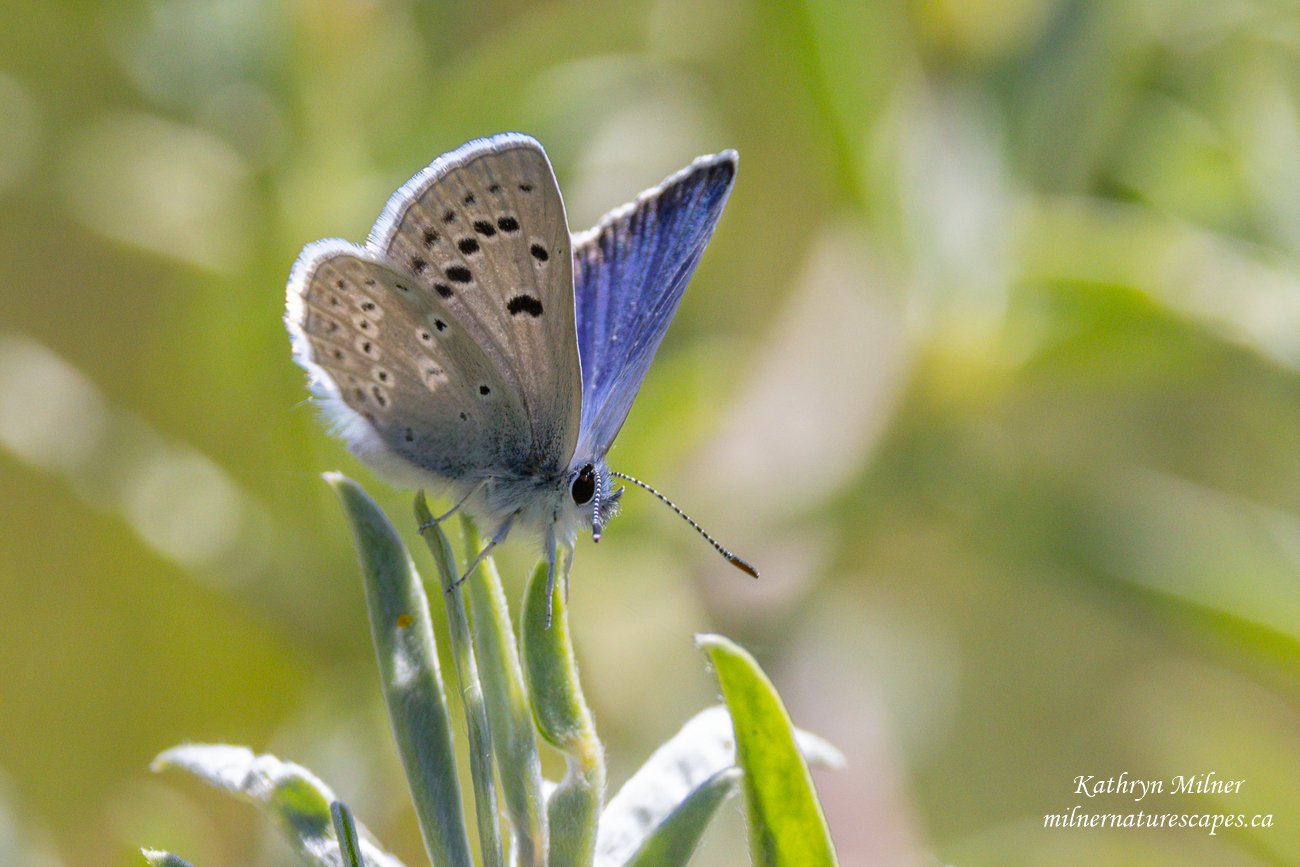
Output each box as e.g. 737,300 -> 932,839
529,244 -> 549,262
507,294 -> 544,317
458,237 -> 480,255
473,220 -> 496,236
442,210 -> 457,223
445,265 -> 472,283
497,216 -> 519,233
434,283 -> 453,298
423,229 -> 439,247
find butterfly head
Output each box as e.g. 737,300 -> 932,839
568,461 -> 621,542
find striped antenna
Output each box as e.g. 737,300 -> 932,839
611,471 -> 759,578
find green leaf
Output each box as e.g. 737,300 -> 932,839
520,561 -> 594,752
596,706 -> 843,867
696,634 -> 840,867
414,495 -> 503,867
327,473 -> 472,867
461,516 -> 547,867
622,768 -> 740,867
521,560 -> 604,867
141,850 -> 196,867
152,744 -> 404,867
332,801 -> 363,867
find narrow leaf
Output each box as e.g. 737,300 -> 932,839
521,561 -> 604,867
152,744 -> 404,867
520,561 -> 595,753
141,850 -> 196,867
461,516 -> 547,867
414,494 -> 504,867
623,768 -> 740,867
596,706 -> 841,866
327,474 -> 472,867
332,801 -> 363,867
696,634 -> 839,867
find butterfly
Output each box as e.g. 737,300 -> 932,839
286,133 -> 755,619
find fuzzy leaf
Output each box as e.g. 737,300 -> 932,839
414,495 -> 503,867
521,561 -> 604,867
595,705 -> 842,866
327,474 -> 472,867
461,516 -> 547,867
332,801 -> 363,867
696,634 -> 839,867
152,745 -> 403,867
141,850 -> 196,867
622,767 -> 740,867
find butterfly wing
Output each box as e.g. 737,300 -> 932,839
286,240 -> 531,487
571,151 -> 738,460
286,134 -> 582,490
371,133 -> 581,477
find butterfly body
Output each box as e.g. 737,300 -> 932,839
287,133 -> 736,590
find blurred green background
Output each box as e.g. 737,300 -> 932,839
1,0 -> 1298,864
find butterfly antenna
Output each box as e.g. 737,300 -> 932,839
610,471 -> 759,578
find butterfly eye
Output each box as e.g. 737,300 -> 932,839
570,464 -> 596,506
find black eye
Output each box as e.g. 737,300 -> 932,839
571,464 -> 596,505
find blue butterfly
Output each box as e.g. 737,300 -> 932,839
286,133 -> 754,616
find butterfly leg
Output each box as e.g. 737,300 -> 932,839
541,532 -> 577,629
544,527 -> 558,629
445,511 -> 516,594
417,481 -> 485,535
561,542 -> 574,604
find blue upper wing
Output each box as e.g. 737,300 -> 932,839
571,151 -> 738,460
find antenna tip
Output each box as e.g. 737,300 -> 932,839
728,555 -> 760,579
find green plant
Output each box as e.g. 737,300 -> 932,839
146,475 -> 843,866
